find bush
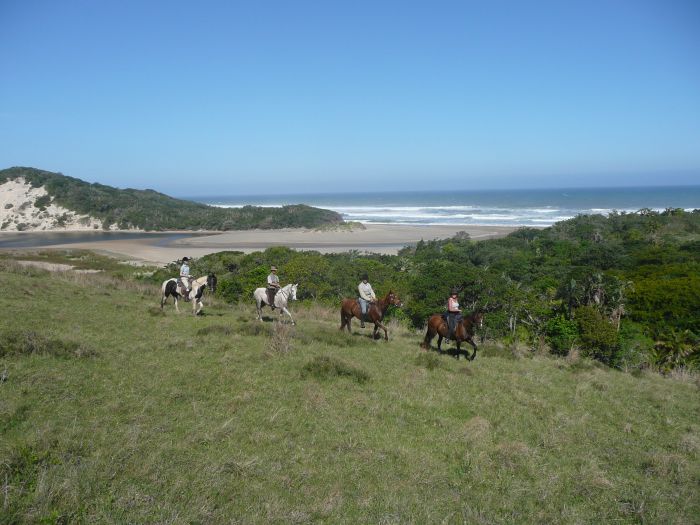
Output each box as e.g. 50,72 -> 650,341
34,194 -> 51,210
616,321 -> 654,370
574,306 -> 620,364
546,315 -> 578,356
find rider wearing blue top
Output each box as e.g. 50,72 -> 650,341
180,257 -> 192,296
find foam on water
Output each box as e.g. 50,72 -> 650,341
200,187 -> 700,227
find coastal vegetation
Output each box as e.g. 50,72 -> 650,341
0,167 -> 343,231
0,255 -> 698,523
167,208 -> 700,372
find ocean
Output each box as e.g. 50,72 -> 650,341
195,186 -> 700,227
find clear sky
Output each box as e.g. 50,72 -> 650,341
1,0 -> 699,196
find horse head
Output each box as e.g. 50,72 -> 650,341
290,283 -> 298,301
472,311 -> 484,330
207,273 -> 218,294
387,291 -> 403,308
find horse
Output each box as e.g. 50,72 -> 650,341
253,283 -> 298,324
420,311 -> 484,360
339,291 -> 403,341
160,274 -> 216,315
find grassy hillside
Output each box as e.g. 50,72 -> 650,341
0,167 -> 343,231
1,253 -> 698,523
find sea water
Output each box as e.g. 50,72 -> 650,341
196,186 -> 700,227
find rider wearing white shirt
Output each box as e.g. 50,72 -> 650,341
267,265 -> 281,309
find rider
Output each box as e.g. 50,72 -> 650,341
358,273 -> 376,328
267,266 -> 281,310
180,257 -> 193,300
446,287 -> 463,339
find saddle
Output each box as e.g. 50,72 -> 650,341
441,313 -> 459,340
177,282 -> 192,301
267,287 -> 278,309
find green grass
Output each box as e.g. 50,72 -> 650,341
0,257 -> 698,523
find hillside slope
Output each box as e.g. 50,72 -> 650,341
1,255 -> 697,523
0,167 -> 343,231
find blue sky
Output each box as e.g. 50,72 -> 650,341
1,0 -> 699,195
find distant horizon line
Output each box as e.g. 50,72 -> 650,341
184,183 -> 700,200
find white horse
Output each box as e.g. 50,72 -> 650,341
254,283 -> 298,324
160,275 -> 210,315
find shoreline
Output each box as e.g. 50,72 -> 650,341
0,224 -> 521,265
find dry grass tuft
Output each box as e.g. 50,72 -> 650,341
0,329 -> 96,358
301,355 -> 370,384
461,416 -> 492,442
641,452 -> 689,483
414,352 -> 442,370
267,322 -> 295,355
492,441 -> 533,471
196,324 -> 232,336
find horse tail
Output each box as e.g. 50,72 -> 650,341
421,318 -> 435,349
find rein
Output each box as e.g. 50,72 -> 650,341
273,285 -> 293,303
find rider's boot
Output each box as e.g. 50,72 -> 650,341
360,313 -> 365,328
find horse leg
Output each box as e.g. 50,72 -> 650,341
281,307 -> 295,325
256,299 -> 263,321
437,335 -> 443,353
421,328 -> 434,350
374,321 -> 388,341
468,337 -> 478,361
340,311 -> 351,332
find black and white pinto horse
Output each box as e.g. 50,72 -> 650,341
254,283 -> 298,324
160,274 -> 216,315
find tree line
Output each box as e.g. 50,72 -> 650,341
148,208 -> 699,372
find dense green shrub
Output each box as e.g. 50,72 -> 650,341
545,315 -> 578,355
574,306 -> 620,364
34,194 -> 51,210
616,321 -> 654,370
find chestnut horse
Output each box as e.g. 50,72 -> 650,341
420,311 -> 484,360
339,291 -> 403,341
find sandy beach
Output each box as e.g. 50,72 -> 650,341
1,224 -> 518,265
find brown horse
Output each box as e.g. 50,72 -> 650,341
420,311 -> 484,360
339,291 -> 403,341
